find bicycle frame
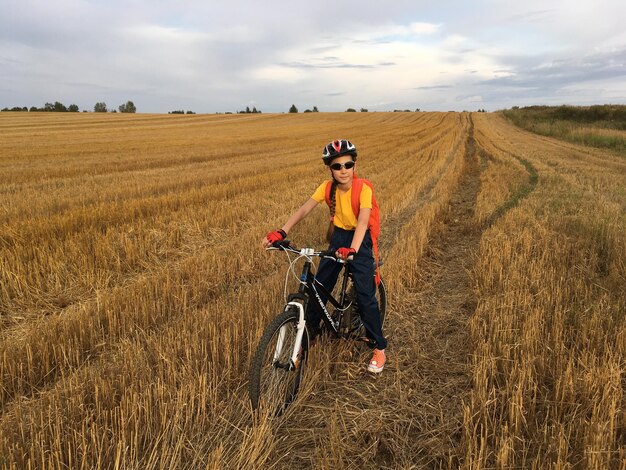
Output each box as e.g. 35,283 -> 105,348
287,256 -> 352,335
269,244 -> 354,371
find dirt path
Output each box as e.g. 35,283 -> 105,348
270,122 -> 485,469
375,122 -> 483,467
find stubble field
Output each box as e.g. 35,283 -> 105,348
0,111 -> 624,468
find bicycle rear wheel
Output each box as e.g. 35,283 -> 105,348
248,308 -> 309,414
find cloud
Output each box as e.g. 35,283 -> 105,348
350,21 -> 441,46
414,85 -> 452,90
408,22 -> 440,34
279,59 -> 396,70
0,0 -> 625,112
481,49 -> 626,90
456,94 -> 483,103
507,9 -> 557,22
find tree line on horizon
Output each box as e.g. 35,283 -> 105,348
1,101 -> 137,113
3,101 -> 499,115
288,105 -> 424,113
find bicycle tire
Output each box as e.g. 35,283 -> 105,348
248,308 -> 309,414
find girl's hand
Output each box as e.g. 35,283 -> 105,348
262,229 -> 287,248
335,247 -> 356,260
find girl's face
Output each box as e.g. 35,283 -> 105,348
330,155 -> 355,185
329,155 -> 356,186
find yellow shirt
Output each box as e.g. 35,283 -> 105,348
311,181 -> 372,230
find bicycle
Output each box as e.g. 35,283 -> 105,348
248,240 -> 387,415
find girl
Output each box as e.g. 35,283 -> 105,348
262,139 -> 387,373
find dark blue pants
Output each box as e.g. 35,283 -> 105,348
306,227 -> 387,350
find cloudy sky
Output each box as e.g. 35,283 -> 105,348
1,0 -> 625,113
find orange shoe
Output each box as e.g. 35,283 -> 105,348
367,348 -> 386,373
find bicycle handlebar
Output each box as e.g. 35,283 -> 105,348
267,240 -> 353,262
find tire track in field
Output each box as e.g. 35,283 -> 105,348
382,115 -> 540,466
271,114 -> 540,468
264,114 -> 475,469
370,115 -> 483,467
480,141 -> 539,229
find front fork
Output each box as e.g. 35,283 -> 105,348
273,301 -> 306,370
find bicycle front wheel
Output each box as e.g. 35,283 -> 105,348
248,308 -> 309,414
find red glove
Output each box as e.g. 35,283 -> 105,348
266,229 -> 287,244
336,247 -> 356,260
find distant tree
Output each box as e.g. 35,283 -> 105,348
0,107 -> 7,112
415,108 -> 421,112
94,102 -> 108,112
119,101 -> 136,113
238,106 -> 259,114
53,101 -> 67,112
312,106 -> 319,112
169,110 -> 185,114
111,109 -> 117,113
252,107 -> 258,113
304,109 -> 312,113
360,108 -> 368,112
68,104 -> 79,112
186,110 -> 196,114
29,106 -> 38,112
289,104 -> 298,113
346,108 -> 356,112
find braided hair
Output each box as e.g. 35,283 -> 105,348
326,179 -> 338,242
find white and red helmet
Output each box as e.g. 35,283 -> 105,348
322,139 -> 357,165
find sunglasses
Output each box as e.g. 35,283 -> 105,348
329,161 -> 355,171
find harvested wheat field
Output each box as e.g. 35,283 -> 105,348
0,111 -> 625,468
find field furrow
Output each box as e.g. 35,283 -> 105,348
463,113 -> 625,468
0,111 -> 623,468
